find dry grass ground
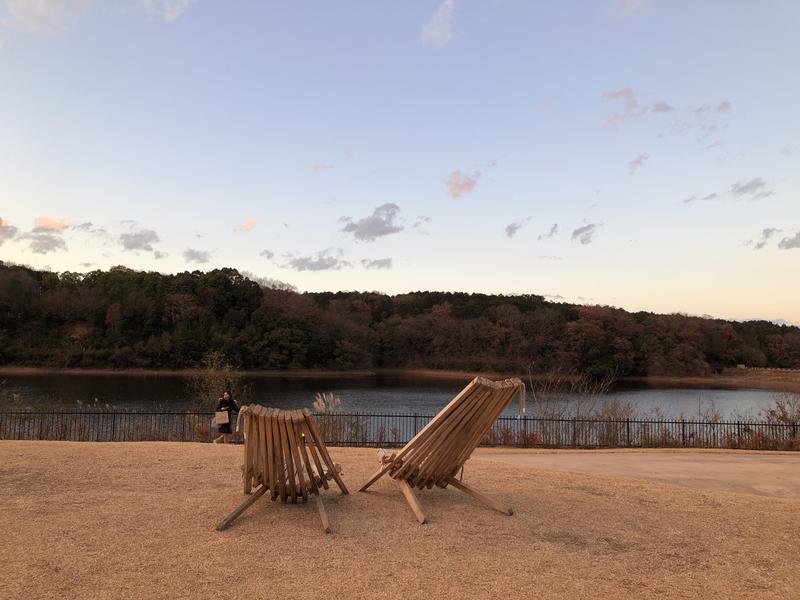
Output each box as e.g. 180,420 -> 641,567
1,442 -> 798,600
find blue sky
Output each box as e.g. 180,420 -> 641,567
1,1 -> 798,323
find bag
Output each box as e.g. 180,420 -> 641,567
215,410 -> 230,425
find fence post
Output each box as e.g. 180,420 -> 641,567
681,419 -> 686,447
626,418 -> 631,447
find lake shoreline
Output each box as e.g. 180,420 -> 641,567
1,365 -> 798,393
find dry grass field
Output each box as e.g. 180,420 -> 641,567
1,441 -> 798,599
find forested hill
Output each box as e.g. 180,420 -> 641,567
1,263 -> 798,376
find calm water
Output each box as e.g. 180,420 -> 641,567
0,373 -> 780,420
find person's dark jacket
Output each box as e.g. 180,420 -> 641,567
215,397 -> 239,434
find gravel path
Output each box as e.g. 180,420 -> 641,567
1,442 -> 798,599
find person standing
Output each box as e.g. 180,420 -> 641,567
213,390 -> 239,444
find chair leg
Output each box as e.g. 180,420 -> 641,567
216,485 -> 268,531
359,464 -> 391,492
445,476 -> 513,516
314,494 -> 331,534
397,479 -> 427,524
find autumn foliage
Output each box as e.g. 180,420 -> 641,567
1,263 -> 799,375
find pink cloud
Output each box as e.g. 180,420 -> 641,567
311,163 -> 334,172
444,170 -> 480,198
234,218 -> 257,232
33,214 -> 69,231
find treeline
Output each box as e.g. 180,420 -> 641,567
1,263 -> 799,376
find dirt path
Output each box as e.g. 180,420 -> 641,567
1,442 -> 798,599
475,448 -> 800,500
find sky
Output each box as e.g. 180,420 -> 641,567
1,0 -> 799,324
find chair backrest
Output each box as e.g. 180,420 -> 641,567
390,377 -> 524,489
240,406 -> 345,503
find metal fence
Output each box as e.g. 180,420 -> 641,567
0,409 -> 798,450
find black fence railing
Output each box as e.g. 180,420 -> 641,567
0,410 -> 798,450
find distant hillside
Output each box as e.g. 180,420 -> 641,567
1,263 -> 798,375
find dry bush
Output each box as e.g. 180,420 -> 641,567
526,366 -> 621,418
187,351 -> 249,411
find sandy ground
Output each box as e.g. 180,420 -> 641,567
1,442 -> 798,600
476,448 -> 800,500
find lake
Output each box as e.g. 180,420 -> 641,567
0,372 -> 781,420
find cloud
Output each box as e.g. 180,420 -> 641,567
183,248 -> 210,263
20,231 -> 67,254
752,228 -> 781,250
340,203 -> 403,241
361,258 -> 393,270
120,228 -> 160,252
444,170 -> 480,198
311,163 -> 334,172
685,178 -> 774,204
153,250 -> 168,259
602,88 -> 648,127
3,0 -> 194,32
627,153 -> 649,175
571,224 -> 598,245
413,215 -> 431,235
421,0 -> 455,47
4,0 -> 71,31
33,214 -> 69,232
538,223 -> 558,241
505,217 -> 530,238
234,218 -> 257,232
778,233 -> 800,250
651,101 -> 674,113
692,101 -> 732,114
138,0 -> 195,22
284,248 -> 351,271
730,178 -> 773,200
259,249 -> 274,259
616,0 -> 649,18
780,146 -> 797,157
0,217 -> 19,245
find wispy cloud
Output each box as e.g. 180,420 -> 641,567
183,248 -> 210,263
780,145 -> 798,157
140,0 -> 195,22
571,224 -> 598,245
627,153 -> 649,175
749,228 -> 782,250
4,0 -> 71,31
413,215 -> 431,235
692,101 -> 731,115
778,232 -> 800,250
259,249 -> 274,259
311,163 -> 334,172
0,217 -> 19,245
684,178 -> 774,204
421,0 -> 455,47
538,223 -> 558,241
3,0 -> 194,32
505,217 -> 530,238
340,203 -> 403,242
444,170 -> 480,198
616,0 -> 650,18
284,248 -> 351,271
234,218 -> 257,232
602,89 -> 650,127
361,258 -> 392,270
730,178 -> 773,200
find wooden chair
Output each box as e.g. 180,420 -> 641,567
216,406 -> 349,533
359,377 -> 525,524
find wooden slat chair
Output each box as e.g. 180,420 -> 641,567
216,406 -> 349,533
359,376 -> 525,524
